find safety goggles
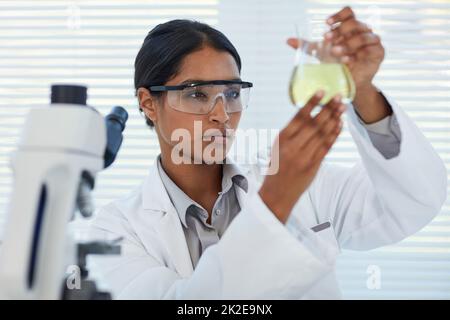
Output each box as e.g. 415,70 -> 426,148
149,80 -> 253,115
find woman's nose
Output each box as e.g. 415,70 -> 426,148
209,95 -> 229,124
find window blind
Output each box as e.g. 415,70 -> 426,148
0,0 -> 449,299
0,0 -> 219,227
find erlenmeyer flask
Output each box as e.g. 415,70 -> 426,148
289,24 -> 355,106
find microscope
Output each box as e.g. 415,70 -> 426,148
0,84 -> 128,299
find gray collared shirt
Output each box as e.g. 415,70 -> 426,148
358,114 -> 402,159
157,156 -> 248,268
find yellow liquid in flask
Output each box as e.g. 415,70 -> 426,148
289,63 -> 355,106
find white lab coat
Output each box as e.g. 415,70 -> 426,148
89,95 -> 447,299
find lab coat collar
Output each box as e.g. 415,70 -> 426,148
140,156 -> 253,277
155,155 -> 249,228
141,162 -> 194,276
141,159 -> 174,212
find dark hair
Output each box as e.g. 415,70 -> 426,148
134,19 -> 242,128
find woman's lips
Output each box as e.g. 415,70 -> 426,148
203,133 -> 233,144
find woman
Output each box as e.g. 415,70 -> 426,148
90,7 -> 447,299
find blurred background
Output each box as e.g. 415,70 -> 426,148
0,0 -> 449,299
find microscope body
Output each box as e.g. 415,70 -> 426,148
0,85 -> 126,299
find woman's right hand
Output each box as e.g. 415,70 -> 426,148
258,91 -> 346,223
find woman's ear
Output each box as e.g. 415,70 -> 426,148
137,87 -> 158,124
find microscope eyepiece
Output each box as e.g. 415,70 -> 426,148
51,84 -> 87,106
105,106 -> 128,132
104,106 -> 128,169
